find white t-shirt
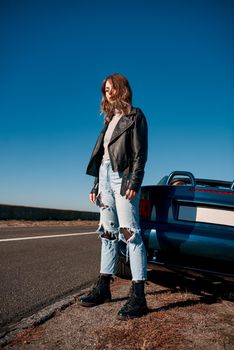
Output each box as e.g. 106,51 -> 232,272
103,112 -> 122,160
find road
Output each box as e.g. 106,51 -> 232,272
0,225 -> 101,333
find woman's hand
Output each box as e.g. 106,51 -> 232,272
89,193 -> 96,204
125,189 -> 137,200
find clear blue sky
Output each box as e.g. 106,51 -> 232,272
0,0 -> 233,212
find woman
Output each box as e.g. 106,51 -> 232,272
79,73 -> 148,320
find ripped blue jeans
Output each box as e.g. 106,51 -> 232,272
96,159 -> 147,281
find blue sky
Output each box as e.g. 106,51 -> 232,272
0,0 -> 233,212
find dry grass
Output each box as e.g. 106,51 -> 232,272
4,278 -> 234,350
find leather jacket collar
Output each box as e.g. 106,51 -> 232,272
109,108 -> 136,145
93,108 -> 137,155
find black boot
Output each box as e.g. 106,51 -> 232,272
117,281 -> 148,320
78,275 -> 112,307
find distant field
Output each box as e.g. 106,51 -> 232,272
0,220 -> 99,228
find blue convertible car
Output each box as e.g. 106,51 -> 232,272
118,171 -> 234,282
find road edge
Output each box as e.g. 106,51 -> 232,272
0,287 -> 90,347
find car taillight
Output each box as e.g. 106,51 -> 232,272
139,199 -> 151,218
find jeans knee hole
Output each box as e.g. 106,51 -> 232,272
120,227 -> 134,241
101,231 -> 117,240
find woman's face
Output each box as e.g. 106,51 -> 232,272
105,80 -> 116,104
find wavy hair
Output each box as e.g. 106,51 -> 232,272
100,73 -> 132,124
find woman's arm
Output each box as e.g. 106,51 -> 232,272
127,109 -> 148,193
89,177 -> 99,203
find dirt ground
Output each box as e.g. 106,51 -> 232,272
1,220 -> 234,349
2,277 -> 234,350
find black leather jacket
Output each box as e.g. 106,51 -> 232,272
86,107 -> 148,196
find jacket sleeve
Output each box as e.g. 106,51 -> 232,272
90,177 -> 99,195
127,110 -> 148,192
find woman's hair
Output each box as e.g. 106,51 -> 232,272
100,73 -> 132,123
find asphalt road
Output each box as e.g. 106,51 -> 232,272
0,225 -> 101,333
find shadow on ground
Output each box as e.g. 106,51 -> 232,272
147,269 -> 234,302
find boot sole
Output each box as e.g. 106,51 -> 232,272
78,298 -> 112,307
117,308 -> 148,320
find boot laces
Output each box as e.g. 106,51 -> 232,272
86,278 -> 102,297
123,294 -> 141,311
87,276 -> 113,297
88,285 -> 100,297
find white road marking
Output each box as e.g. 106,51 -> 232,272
0,231 -> 97,242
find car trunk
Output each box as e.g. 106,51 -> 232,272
139,184 -> 234,277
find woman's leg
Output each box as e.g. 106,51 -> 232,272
96,160 -> 119,275
109,167 -> 148,319
115,192 -> 147,281
109,168 -> 147,281
79,161 -> 119,307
